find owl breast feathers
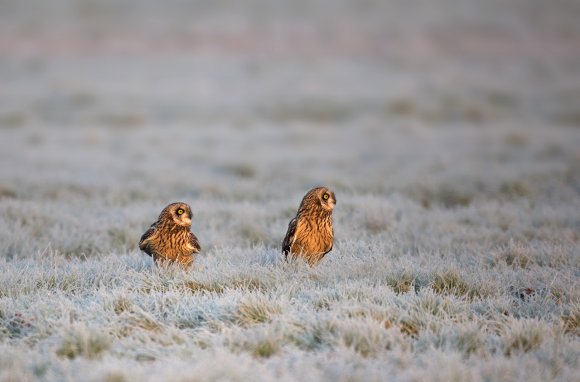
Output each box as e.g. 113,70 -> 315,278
139,202 -> 201,269
282,186 -> 336,266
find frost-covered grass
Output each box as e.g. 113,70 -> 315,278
1,0 -> 580,380
0,244 -> 578,381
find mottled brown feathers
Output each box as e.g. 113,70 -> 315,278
140,190 -> 336,269
139,202 -> 201,269
282,187 -> 336,266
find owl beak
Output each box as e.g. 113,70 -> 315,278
327,198 -> 336,210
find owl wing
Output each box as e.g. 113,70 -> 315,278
189,232 -> 201,253
321,243 -> 333,259
323,224 -> 334,256
139,225 -> 157,256
282,217 -> 298,259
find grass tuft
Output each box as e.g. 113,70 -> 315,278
386,270 -> 417,294
431,269 -> 480,300
113,297 -> 133,315
503,319 -> 546,356
251,338 -> 281,358
235,295 -> 281,326
180,281 -> 225,294
56,325 -> 110,360
495,242 -> 533,268
453,325 -> 486,357
561,308 -> 579,336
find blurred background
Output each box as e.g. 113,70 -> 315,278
0,0 -> 579,257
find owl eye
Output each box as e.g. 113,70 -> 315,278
323,193 -> 329,200
177,209 -> 184,215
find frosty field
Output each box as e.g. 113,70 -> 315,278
1,0 -> 579,381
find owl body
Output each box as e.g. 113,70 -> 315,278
282,187 -> 336,266
139,202 -> 200,268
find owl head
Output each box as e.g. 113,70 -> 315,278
159,202 -> 193,227
302,186 -> 337,212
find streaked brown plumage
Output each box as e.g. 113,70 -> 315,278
282,186 -> 336,266
139,202 -> 200,269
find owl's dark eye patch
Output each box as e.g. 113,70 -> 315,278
177,209 -> 184,215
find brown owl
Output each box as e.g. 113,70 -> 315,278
282,187 -> 336,266
139,202 -> 201,269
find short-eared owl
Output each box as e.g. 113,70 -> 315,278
282,187 -> 336,266
139,202 -> 200,269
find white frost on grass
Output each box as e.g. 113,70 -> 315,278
1,0 -> 580,380
0,239 -> 577,380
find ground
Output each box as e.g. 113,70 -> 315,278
0,0 -> 579,381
